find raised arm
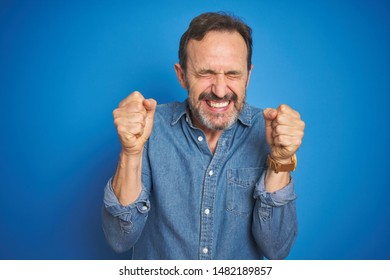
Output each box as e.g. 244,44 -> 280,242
112,91 -> 157,205
102,91 -> 156,253
252,104 -> 305,259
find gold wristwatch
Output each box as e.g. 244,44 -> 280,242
267,154 -> 297,173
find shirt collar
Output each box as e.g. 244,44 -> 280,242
171,99 -> 252,127
171,101 -> 189,126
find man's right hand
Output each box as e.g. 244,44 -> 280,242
113,91 -> 157,156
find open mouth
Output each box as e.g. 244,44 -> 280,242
198,92 -> 237,112
202,99 -> 234,113
206,100 -> 230,109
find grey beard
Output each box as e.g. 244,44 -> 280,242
188,99 -> 241,131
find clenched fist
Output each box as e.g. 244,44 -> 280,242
113,91 -> 157,156
263,104 -> 305,163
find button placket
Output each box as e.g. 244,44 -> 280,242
198,129 -> 232,260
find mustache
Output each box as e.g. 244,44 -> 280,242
198,92 -> 238,102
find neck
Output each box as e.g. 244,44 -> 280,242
191,114 -> 223,155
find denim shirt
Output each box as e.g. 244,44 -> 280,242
102,100 -> 297,260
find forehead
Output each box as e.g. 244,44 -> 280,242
186,31 -> 248,70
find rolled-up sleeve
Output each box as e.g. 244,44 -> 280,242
252,171 -> 298,259
102,178 -> 150,253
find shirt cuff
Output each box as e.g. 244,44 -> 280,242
253,170 -> 297,207
103,177 -> 150,221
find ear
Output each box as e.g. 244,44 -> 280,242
246,64 -> 254,89
174,63 -> 188,89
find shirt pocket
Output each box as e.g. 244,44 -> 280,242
226,168 -> 262,216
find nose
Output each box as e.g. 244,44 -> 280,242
211,74 -> 228,98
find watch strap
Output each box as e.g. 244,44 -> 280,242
267,154 -> 297,173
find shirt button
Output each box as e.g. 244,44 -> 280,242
204,208 -> 210,215
197,136 -> 203,142
209,170 -> 214,176
202,247 -> 208,254
141,205 -> 148,211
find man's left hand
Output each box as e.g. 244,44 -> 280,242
263,104 -> 305,163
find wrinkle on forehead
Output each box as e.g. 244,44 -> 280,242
186,31 -> 248,74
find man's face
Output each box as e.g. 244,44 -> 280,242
175,31 -> 252,131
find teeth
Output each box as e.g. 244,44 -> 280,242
208,101 -> 229,108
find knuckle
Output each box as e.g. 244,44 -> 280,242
279,104 -> 288,113
131,91 -> 144,101
118,91 -> 144,107
113,118 -> 120,127
132,91 -> 141,97
112,108 -> 120,118
116,125 -> 127,135
132,101 -> 145,112
118,100 -> 125,107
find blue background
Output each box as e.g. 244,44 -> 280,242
0,0 -> 389,259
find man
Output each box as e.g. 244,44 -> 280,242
102,12 -> 305,260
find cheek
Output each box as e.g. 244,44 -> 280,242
228,81 -> 247,97
188,80 -> 212,99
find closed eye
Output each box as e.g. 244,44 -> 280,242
226,71 -> 242,79
196,69 -> 243,79
197,69 -> 215,77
